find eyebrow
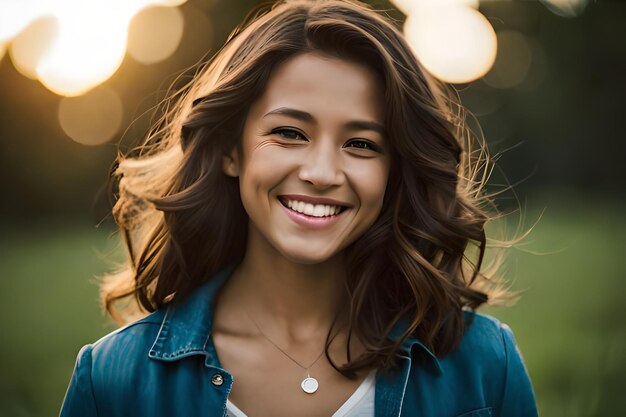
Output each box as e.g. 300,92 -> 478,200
263,107 -> 385,135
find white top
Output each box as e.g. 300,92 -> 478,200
225,369 -> 377,417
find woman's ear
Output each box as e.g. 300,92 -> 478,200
222,149 -> 240,177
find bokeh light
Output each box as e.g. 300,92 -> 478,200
390,0 -> 479,16
8,16 -> 58,80
36,2 -> 133,97
57,86 -> 124,145
540,0 -> 589,18
0,0 -> 51,42
127,6 -> 185,65
404,4 -> 497,84
0,0 -> 188,97
483,31 -> 533,90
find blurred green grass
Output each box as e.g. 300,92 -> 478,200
483,200 -> 626,416
0,201 -> 624,416
0,221 -> 119,417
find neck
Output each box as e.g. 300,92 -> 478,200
226,231 -> 350,344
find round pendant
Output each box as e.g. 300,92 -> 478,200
301,377 -> 319,394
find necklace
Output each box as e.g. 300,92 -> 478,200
245,310 -> 335,394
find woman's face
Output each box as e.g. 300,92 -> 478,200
225,52 -> 390,264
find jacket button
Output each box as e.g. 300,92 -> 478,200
212,374 -> 224,386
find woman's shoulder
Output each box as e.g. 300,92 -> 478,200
413,310 -> 537,416
87,309 -> 166,363
60,310 -> 170,416
446,310 -> 522,367
432,310 -> 527,392
401,309 -> 526,379
460,309 -> 515,350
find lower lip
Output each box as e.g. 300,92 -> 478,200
278,201 -> 347,229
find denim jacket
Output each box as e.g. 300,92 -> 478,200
60,267 -> 538,417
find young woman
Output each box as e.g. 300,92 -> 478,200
60,1 -> 537,416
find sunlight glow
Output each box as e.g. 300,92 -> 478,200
404,4 -> 497,84
0,0 -> 188,96
9,16 -> 59,80
37,2 -> 133,96
0,0 -> 51,42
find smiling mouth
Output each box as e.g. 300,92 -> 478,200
277,197 -> 348,218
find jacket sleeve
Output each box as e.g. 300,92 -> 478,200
497,323 -> 538,417
59,344 -> 98,417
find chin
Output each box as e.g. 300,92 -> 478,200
277,245 -> 341,265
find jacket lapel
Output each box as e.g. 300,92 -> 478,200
148,265 -> 234,364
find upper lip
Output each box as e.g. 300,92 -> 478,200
278,194 -> 353,208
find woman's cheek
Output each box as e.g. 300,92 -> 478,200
352,160 -> 389,209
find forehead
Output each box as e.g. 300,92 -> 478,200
250,52 -> 385,124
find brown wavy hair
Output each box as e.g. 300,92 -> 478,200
103,0 -> 514,377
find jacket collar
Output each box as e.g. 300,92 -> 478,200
148,266 -> 442,374
148,266 -> 234,364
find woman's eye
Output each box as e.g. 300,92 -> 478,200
272,128 -> 306,141
346,140 -> 382,153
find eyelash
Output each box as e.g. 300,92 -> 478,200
272,128 -> 306,141
270,128 -> 383,153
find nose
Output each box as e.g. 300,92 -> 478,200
298,141 -> 345,189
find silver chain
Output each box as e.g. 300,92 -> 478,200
244,310 -> 328,372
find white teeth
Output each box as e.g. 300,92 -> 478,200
282,199 -> 344,217
313,205 -> 325,217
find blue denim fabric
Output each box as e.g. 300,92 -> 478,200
60,267 -> 538,417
